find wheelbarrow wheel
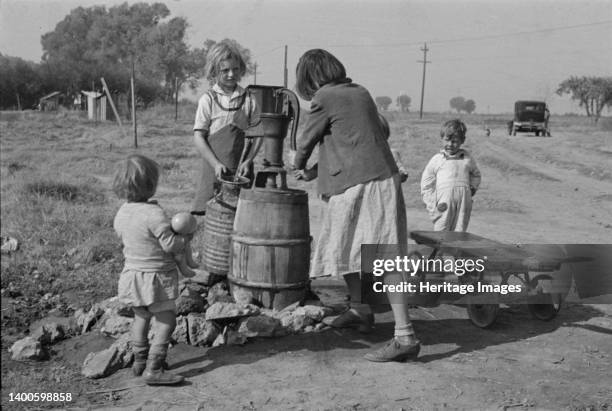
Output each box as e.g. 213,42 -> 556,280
467,303 -> 499,328
527,294 -> 561,321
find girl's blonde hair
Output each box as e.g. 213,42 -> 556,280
112,154 -> 160,202
204,40 -> 247,82
295,49 -> 347,101
440,119 -> 467,142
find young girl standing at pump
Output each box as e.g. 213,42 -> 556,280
192,40 -> 260,214
421,119 -> 481,231
291,49 -> 421,362
113,154 -> 191,385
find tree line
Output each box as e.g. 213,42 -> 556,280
374,76 -> 612,120
1,2 -> 610,118
0,2 -> 253,111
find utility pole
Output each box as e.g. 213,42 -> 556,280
174,77 -> 179,121
131,59 -> 137,148
283,45 -> 288,88
418,43 -> 430,119
254,62 -> 257,85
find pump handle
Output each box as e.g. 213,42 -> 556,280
278,88 -> 300,151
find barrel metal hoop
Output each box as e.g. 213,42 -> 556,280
228,275 -> 310,290
212,194 -> 238,211
231,235 -> 310,246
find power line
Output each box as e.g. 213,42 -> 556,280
286,19 -> 612,49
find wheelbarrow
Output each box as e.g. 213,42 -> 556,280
405,231 -> 574,328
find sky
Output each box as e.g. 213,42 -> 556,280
1,0 -> 611,114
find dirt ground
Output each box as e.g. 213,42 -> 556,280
2,114 -> 612,410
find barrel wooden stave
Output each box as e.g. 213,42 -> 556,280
229,188 -> 310,310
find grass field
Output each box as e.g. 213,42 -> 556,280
1,105 -> 611,408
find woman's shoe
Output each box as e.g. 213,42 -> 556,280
364,338 -> 421,362
323,309 -> 374,333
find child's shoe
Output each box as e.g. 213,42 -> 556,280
143,354 -> 184,386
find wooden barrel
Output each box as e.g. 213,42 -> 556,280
229,188 -> 310,310
201,176 -> 249,276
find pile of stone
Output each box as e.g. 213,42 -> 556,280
8,278 -> 337,379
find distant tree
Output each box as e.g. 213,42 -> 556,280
40,3 -> 211,106
556,76 -> 612,122
375,96 -> 392,111
463,99 -> 476,114
396,94 -> 411,112
0,54 -> 43,109
449,96 -> 466,113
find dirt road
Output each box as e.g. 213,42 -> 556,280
79,126 -> 612,410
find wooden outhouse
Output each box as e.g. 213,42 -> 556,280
81,91 -> 108,121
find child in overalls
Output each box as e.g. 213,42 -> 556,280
421,119 -> 481,231
192,40 -> 260,214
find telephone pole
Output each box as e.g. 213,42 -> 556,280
418,43 -> 430,119
283,45 -> 288,88
254,62 -> 257,85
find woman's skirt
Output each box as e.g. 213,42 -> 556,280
310,174 -> 407,278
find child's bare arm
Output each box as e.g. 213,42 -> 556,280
420,156 -> 439,215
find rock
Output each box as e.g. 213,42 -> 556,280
206,281 -> 231,305
187,313 -> 220,346
100,315 -> 133,338
226,329 -> 248,345
171,315 -> 189,344
29,315 -> 76,337
31,322 -> 65,345
295,305 -> 334,322
1,236 -> 19,254
280,312 -> 314,333
189,269 -> 212,285
98,296 -> 133,318
81,333 -> 133,379
74,304 -> 105,334
181,281 -> 208,296
212,327 -> 247,347
82,347 -> 127,379
238,315 -> 282,338
205,302 -> 260,321
278,301 -> 301,314
9,337 -> 46,361
175,288 -> 205,315
231,287 -> 254,305
314,323 -> 327,332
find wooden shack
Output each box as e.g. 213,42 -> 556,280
81,91 -> 108,121
38,91 -> 64,111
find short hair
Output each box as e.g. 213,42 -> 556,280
112,154 -> 160,202
295,49 -> 347,101
440,119 -> 467,142
204,40 -> 247,82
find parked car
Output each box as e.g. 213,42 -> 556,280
507,101 -> 550,136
